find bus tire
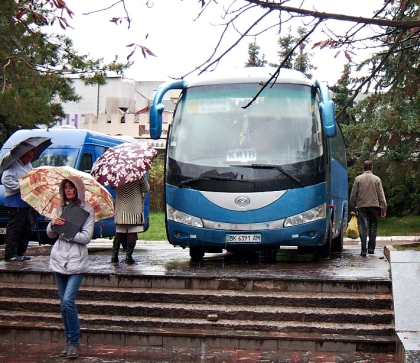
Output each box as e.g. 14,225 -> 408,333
316,224 -> 332,259
331,223 -> 344,253
189,247 -> 205,261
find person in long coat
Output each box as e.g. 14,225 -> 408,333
111,175 -> 150,264
47,176 -> 94,359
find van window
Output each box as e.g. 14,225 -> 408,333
79,153 -> 93,172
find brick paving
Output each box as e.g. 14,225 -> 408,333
0,340 -> 399,362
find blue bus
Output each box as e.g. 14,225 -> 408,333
150,68 -> 348,260
0,127 -> 149,244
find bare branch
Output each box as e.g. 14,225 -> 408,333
335,30 -> 405,120
242,18 -> 324,109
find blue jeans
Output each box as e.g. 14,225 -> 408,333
54,273 -> 84,346
357,207 -> 380,253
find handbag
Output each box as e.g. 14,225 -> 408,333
346,215 -> 359,239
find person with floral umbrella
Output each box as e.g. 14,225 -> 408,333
91,142 -> 156,264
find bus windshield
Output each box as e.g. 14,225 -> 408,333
168,83 -> 323,168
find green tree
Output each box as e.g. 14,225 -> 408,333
244,38 -> 267,67
0,0 -> 130,144
293,27 -> 316,79
270,26 -> 316,79
331,64 -> 356,126
340,2 -> 420,216
271,27 -> 294,69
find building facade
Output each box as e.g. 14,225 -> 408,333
57,76 -> 179,149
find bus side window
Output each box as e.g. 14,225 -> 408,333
79,153 -> 93,172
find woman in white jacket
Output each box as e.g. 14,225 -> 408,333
47,176 -> 94,359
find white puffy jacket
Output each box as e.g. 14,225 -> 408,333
47,176 -> 94,275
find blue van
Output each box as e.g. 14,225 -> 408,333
0,127 -> 149,244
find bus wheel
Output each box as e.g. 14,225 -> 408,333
189,247 -> 205,261
316,224 -> 332,259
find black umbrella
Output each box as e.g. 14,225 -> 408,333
0,136 -> 52,173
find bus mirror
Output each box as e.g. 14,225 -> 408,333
150,103 -> 165,139
150,80 -> 188,140
320,100 -> 337,138
313,80 -> 337,138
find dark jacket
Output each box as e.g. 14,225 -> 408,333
350,171 -> 387,214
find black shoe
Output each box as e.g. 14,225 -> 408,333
360,251 -> 367,257
19,255 -> 31,260
67,345 -> 79,359
59,345 -> 70,357
5,255 -> 24,262
368,250 -> 375,254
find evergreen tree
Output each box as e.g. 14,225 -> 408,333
342,2 -> 420,216
271,27 -> 294,69
245,39 -> 267,67
271,26 -> 316,79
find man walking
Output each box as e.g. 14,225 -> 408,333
350,160 -> 387,257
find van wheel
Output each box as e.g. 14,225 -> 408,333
189,247 -> 205,261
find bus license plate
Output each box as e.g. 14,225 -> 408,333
226,234 -> 261,243
0,228 -> 6,234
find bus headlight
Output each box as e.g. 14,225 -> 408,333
284,203 -> 326,227
167,205 -> 203,228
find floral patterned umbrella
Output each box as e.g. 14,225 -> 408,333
18,166 -> 115,222
91,142 -> 157,189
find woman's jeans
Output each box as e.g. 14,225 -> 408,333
54,272 -> 84,346
357,207 -> 380,253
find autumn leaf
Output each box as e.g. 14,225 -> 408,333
142,46 -> 156,57
127,49 -> 136,60
15,10 -> 26,19
344,51 -> 352,61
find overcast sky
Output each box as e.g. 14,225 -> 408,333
56,0 -> 381,85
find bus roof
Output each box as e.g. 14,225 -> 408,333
185,67 -> 312,88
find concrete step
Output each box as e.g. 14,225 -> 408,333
0,315 -> 396,354
0,308 -> 395,335
0,295 -> 395,325
0,269 -> 392,294
0,270 -> 396,354
0,282 -> 394,309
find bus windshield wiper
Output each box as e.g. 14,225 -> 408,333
230,164 -> 303,187
179,174 -> 238,187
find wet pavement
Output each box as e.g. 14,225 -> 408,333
0,340 -> 400,363
0,237 -> 414,281
0,237 -> 417,362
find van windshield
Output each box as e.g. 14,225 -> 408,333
32,148 -> 79,168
